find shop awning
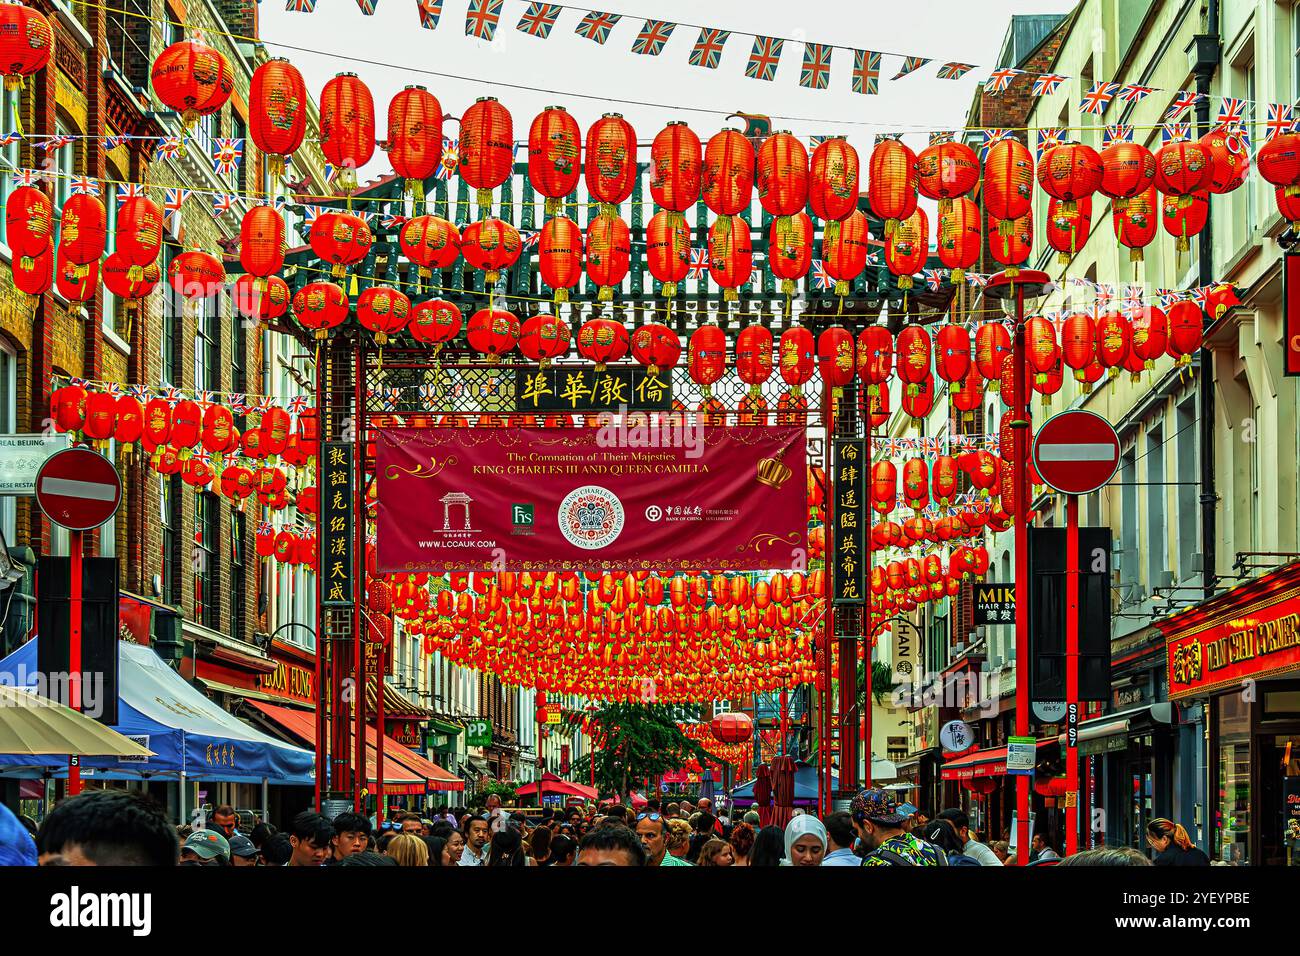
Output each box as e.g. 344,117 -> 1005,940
365,679 -> 431,719
515,771 -> 598,802
0,638 -> 314,785
245,701 -> 462,793
195,676 -> 313,709
939,739 -> 1056,781
1054,703 -> 1175,754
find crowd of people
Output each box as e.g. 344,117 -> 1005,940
0,784 -> 1211,867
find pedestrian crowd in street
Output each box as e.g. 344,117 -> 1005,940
0,784 -> 1213,866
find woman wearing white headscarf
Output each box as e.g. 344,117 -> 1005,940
783,814 -> 827,866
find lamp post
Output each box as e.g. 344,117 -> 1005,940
980,269 -> 1051,865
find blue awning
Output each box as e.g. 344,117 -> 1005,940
730,761 -> 833,804
0,638 -> 314,785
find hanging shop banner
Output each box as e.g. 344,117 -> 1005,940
514,365 -> 673,412
375,425 -> 806,572
832,438 -> 866,605
465,718 -> 493,749
321,442 -> 355,606
972,582 -> 1016,625
1161,563 -> 1300,699
1285,253 -> 1300,377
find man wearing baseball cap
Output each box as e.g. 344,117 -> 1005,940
849,788 -> 943,867
180,829 -> 231,866
228,834 -> 261,867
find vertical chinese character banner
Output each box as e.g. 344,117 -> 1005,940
322,441 -> 355,605
832,438 -> 866,605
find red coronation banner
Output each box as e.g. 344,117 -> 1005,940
375,425 -> 806,572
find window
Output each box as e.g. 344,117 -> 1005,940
1175,399 -> 1199,580
193,295 -> 219,393
160,476 -> 180,605
101,183 -> 122,338
160,245 -> 178,384
194,492 -> 219,628
230,510 -> 246,641
1119,448 -> 1139,586
232,306 -> 247,430
0,341 -> 15,546
1146,424 -> 1167,585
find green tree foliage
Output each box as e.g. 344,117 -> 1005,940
564,702 -> 721,798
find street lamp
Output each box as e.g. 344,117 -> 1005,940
980,269 -> 1051,866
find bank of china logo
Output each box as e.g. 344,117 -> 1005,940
558,485 -> 624,550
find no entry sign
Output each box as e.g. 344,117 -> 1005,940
1031,410 -> 1121,497
34,447 -> 122,531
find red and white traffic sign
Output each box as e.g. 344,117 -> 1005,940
1031,410 -> 1121,497
34,447 -> 122,531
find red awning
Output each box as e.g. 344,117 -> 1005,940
245,701 -> 462,794
939,739 -> 1056,781
515,771 -> 597,801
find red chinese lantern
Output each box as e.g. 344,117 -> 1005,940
937,196 -> 980,283
935,324 -> 971,383
1153,140 -> 1213,207
816,326 -> 855,389
201,404 -> 236,454
5,185 -> 53,265
768,212 -> 813,295
150,37 -> 233,129
950,371 -> 982,422
168,251 -> 224,300
757,130 -> 808,216
319,73 -> 375,193
291,281 -> 349,340
116,196 -> 163,277
822,209 -> 870,296
356,286 -> 411,345
538,215 -> 582,302
688,324 -> 727,395
1095,311 -> 1132,369
975,322 -> 1012,381
1026,316 -> 1057,384
1045,195 -> 1091,264
170,400 -> 202,448
1061,312 -> 1097,381
916,140 -> 979,207
983,138 -> 1033,228
1161,190 -> 1208,254
1166,300 -> 1202,365
886,207 -> 928,291
809,137 -> 859,241
1131,305 -> 1167,369
232,273 -> 289,321
631,324 -> 681,375
408,298 -> 462,349
0,3 -> 53,90
398,215 -> 460,278
585,113 -> 637,216
708,215 -> 752,300
461,217 -> 522,284
142,398 -> 171,447
387,85 -> 442,197
1200,126 -> 1249,194
51,385 -> 86,433
702,129 -> 754,218
856,326 -> 892,394
902,458 -> 929,512
649,122 -> 701,214
644,210 -> 691,298
1205,283 -> 1240,320
81,391 -> 116,442
1035,143 -> 1103,212
1275,186 -> 1300,227
519,313 -> 571,367
103,254 -> 160,310
585,214 -> 630,301
240,205 -> 285,278
57,193 -> 107,271
249,58 -> 306,181
1099,141 -> 1156,210
868,138 -> 918,236
1113,185 -> 1158,261
895,326 -> 931,395
576,318 -> 629,371
866,381 -> 891,429
931,454 -> 959,507
114,395 -> 144,445
466,308 -> 520,361
1258,132 -> 1300,196
736,324 -> 774,400
988,211 -> 1032,274
529,106 -> 581,214
309,211 -> 373,277
870,461 -> 897,515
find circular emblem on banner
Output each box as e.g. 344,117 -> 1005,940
940,719 -> 975,755
558,485 -> 625,550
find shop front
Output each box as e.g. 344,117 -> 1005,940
1160,562 -> 1300,865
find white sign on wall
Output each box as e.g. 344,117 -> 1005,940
0,434 -> 70,495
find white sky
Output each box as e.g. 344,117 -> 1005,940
259,0 -> 1077,174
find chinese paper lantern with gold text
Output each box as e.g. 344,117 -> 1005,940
645,210 -> 691,298
240,205 -> 285,278
459,96 -> 513,212
856,326 -> 892,394
0,3 -> 52,90
689,324 -> 727,396
399,215 -> 460,277
1099,140 -> 1156,210
577,318 -> 629,371
1153,140 -> 1212,207
408,299 -> 462,349
768,211 -> 813,296
461,218 -> 521,284
935,324 -> 971,383
821,209 -> 869,296
310,211 -> 372,278
1061,312 -> 1097,382
975,322 -> 1012,382
319,73 -> 375,193
232,273 -> 289,321
1161,190 -> 1208,253
757,130 -> 808,217
151,37 -> 232,129
1113,185 -> 1158,261
467,308 -> 521,362
117,196 -> 163,278
1095,312 -> 1132,369
5,185 -> 52,265
916,139 -> 979,206
538,215 -> 582,302
901,374 -> 934,424
702,129 -> 754,218
387,85 -> 442,198
736,324 -> 774,403
902,459 -> 929,512
988,211 -> 1031,274
56,193 -> 106,272
649,122 -> 701,215
1258,132 -> 1300,196
1045,195 -> 1091,264
1035,143 -> 1103,212
528,106 -> 581,214
631,324 -> 681,374
886,207 -> 928,291
356,286 -> 411,345
1200,126 -> 1250,194
871,461 -> 897,515
708,216 -> 752,300
983,138 -> 1033,235
1026,316 -> 1056,384
937,196 -> 980,283
519,314 -> 571,366
55,251 -> 96,302
586,113 -> 637,217
895,326 -> 931,395
809,137 -> 859,242
1131,305 -> 1167,369
168,251 -> 224,300
249,58 -> 306,181
1166,300 -> 1202,365
868,138 -> 918,236
291,281 -> 349,340
585,214 -> 630,301
816,326 -> 855,390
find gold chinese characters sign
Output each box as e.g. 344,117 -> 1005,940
321,442 -> 355,606
832,438 -> 865,605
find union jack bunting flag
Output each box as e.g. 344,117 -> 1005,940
11,168 -> 40,187
323,163 -> 336,183
416,0 -> 442,29
436,138 -> 459,180
689,28 -> 729,69
212,137 -> 244,175
929,130 -> 955,145
417,383 -> 439,405
1079,82 -> 1119,115
154,136 -> 181,160
211,193 -> 237,216
101,135 -> 125,151
851,50 -> 881,95
106,382 -> 128,398
937,62 -> 975,80
1188,286 -> 1210,309
923,269 -> 944,292
0,130 -> 19,147
1030,73 -> 1066,97
866,251 -> 879,266
384,387 -> 404,410
811,259 -> 834,291
381,209 -> 408,229
686,247 -> 710,279
1102,124 -> 1134,147
464,0 -> 503,40
1164,90 -> 1201,120
128,384 -> 152,402
1117,83 -> 1154,103
966,272 -> 989,288
1156,288 -> 1178,309
1215,96 -> 1246,126
516,2 -> 560,37
118,183 -> 147,202
984,68 -> 1023,94
745,37 -> 783,81
257,521 -> 274,538
799,42 -> 833,90
575,10 -> 620,44
161,385 -> 183,406
68,377 -> 89,389
521,230 -> 540,248
163,187 -> 190,230
287,395 -> 310,416
285,0 -> 316,12
891,56 -> 930,80
631,19 -> 675,55
1161,122 -> 1191,144
1035,127 -> 1065,154
36,134 -> 73,152
228,393 -> 249,414
1266,103 -> 1297,140
69,175 -> 101,196
977,128 -> 1013,159
194,389 -> 215,407
300,205 -> 326,229
255,396 -> 275,412
355,0 -> 377,14
1094,282 -> 1115,305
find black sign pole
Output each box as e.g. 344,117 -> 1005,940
68,529 -> 82,796
1066,495 -> 1080,857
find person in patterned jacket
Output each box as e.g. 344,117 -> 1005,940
850,788 -> 944,867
